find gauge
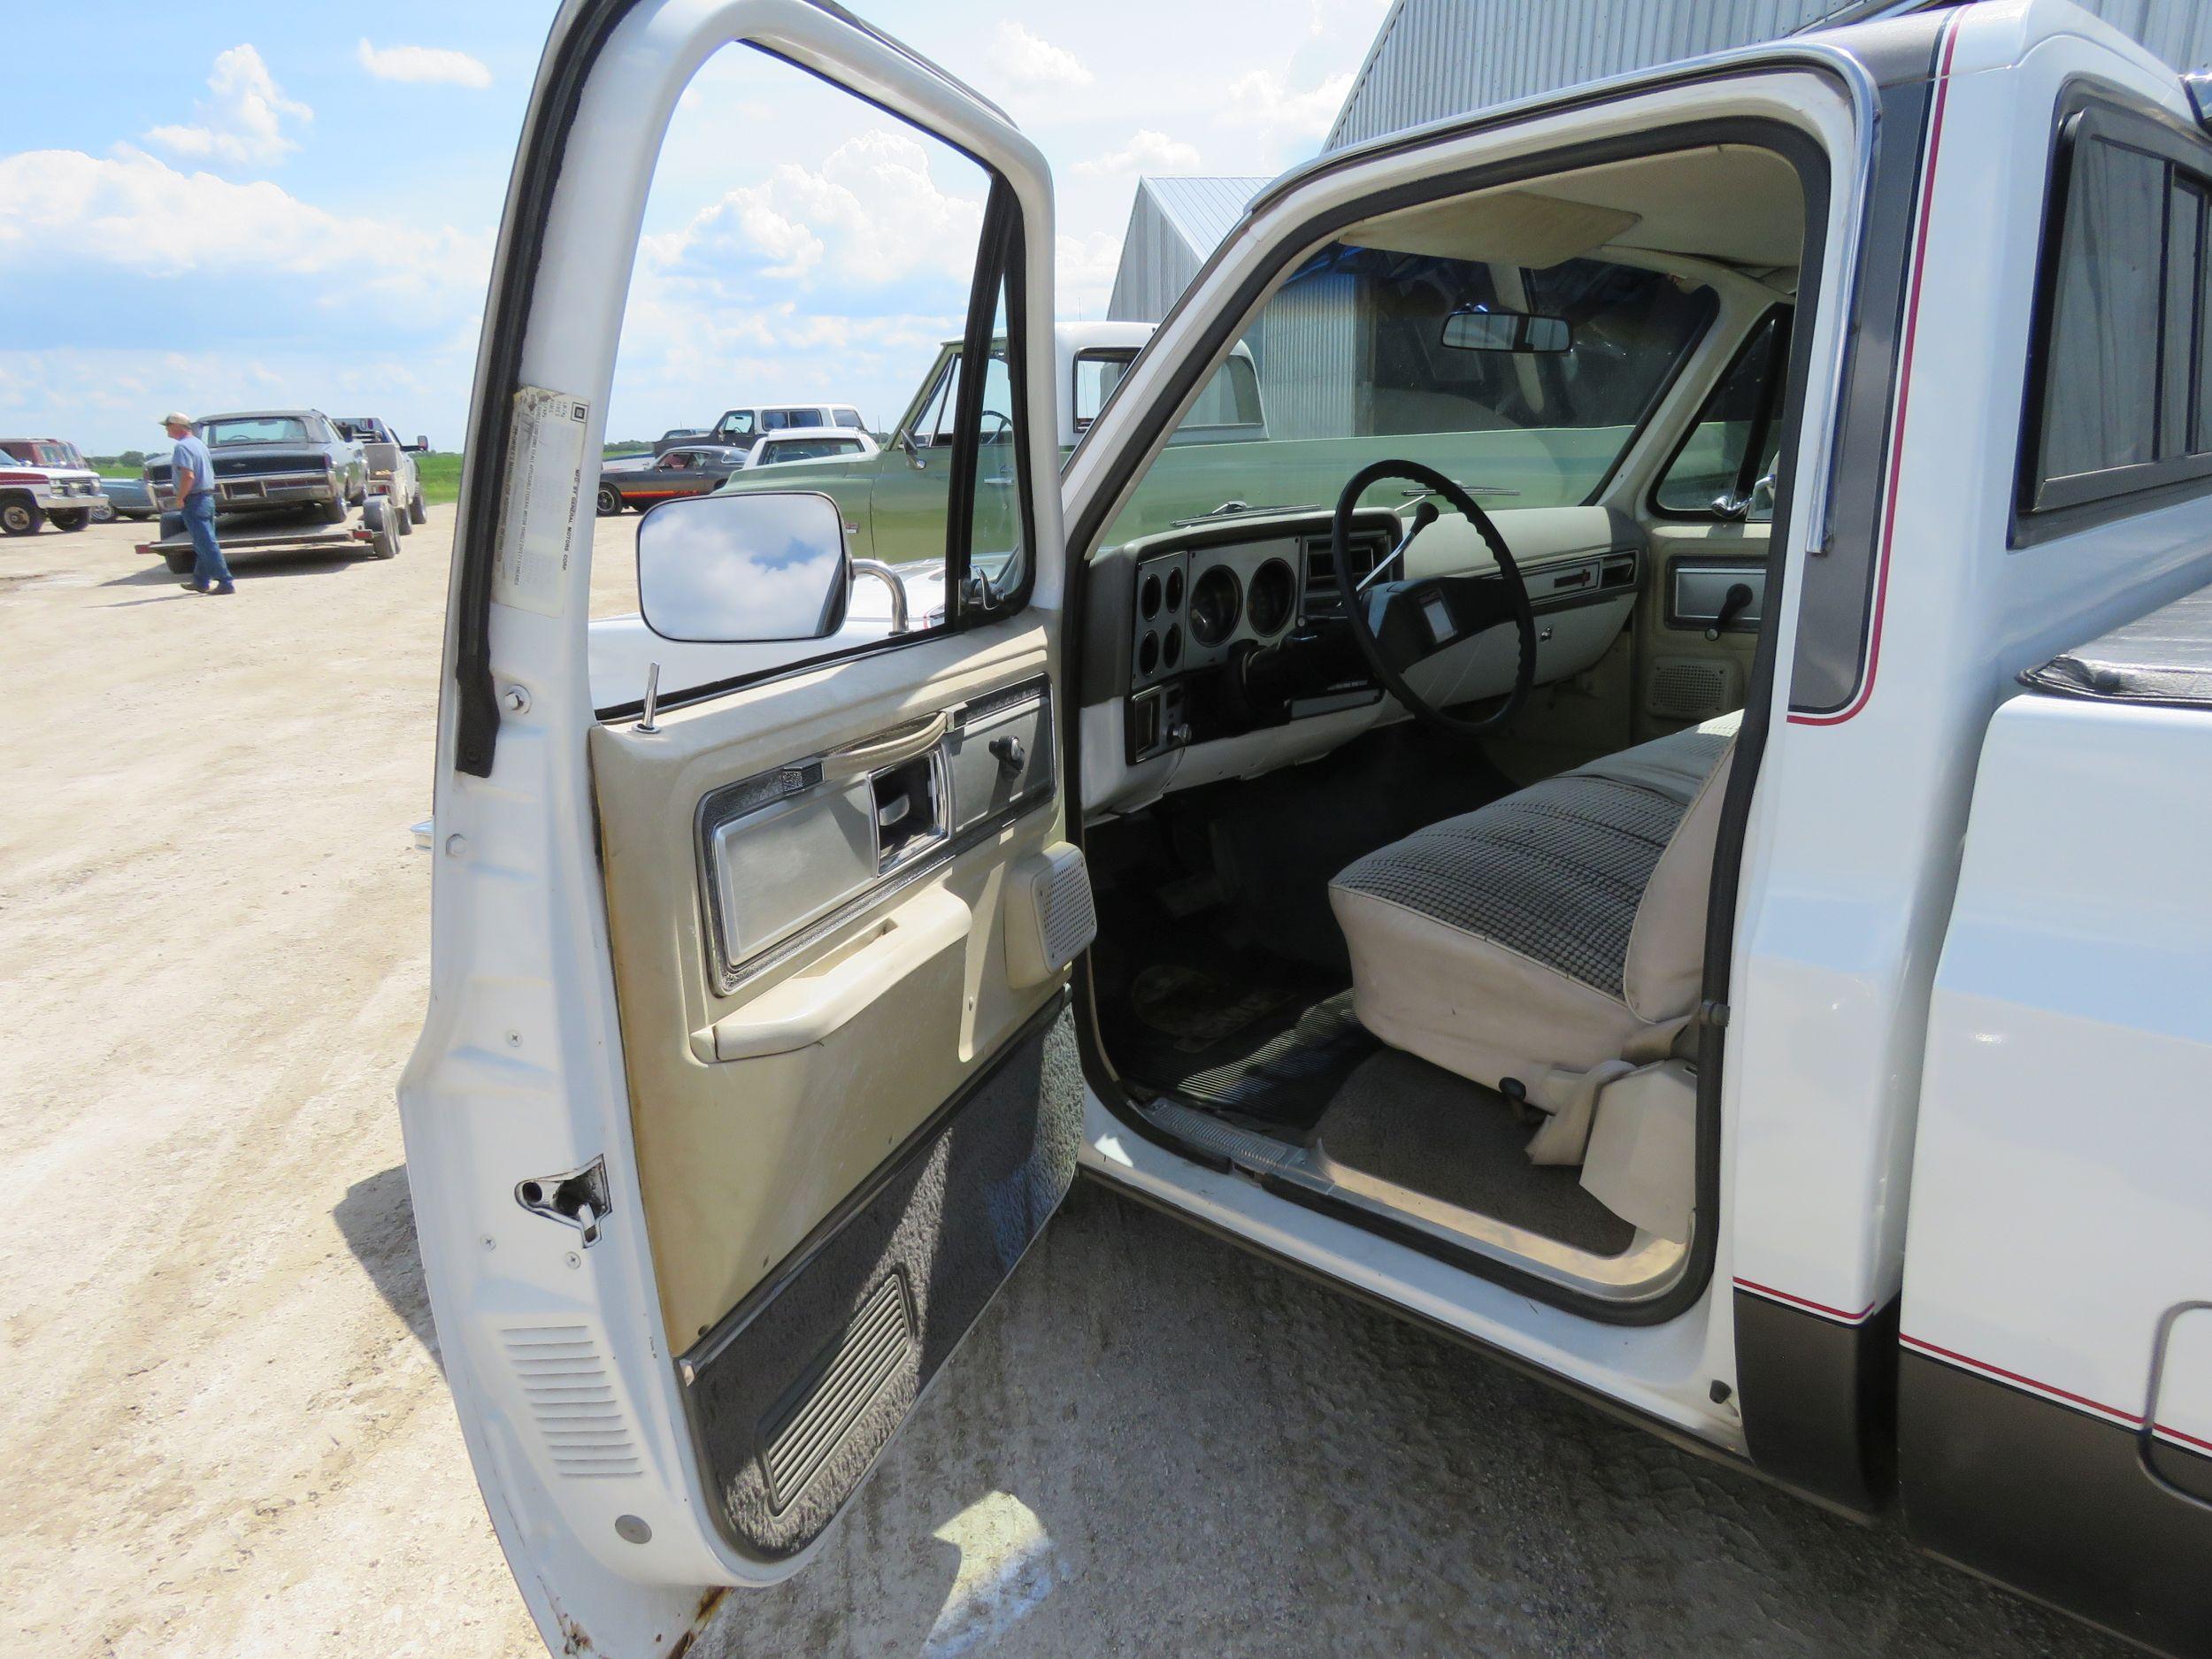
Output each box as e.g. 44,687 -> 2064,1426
1164,568 -> 1185,611
1163,624 -> 1183,670
1138,631 -> 1159,675
1140,572 -> 1161,619
1247,557 -> 1294,636
1188,565 -> 1242,647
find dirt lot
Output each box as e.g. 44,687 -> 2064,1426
0,509 -> 2125,1659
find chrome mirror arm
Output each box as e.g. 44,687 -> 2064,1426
850,557 -> 910,634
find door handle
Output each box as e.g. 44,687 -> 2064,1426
704,886 -> 970,1061
819,710 -> 948,781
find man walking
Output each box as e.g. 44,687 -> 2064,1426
163,411 -> 234,595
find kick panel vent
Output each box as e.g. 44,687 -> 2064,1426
1647,655 -> 1738,721
502,1324 -> 642,1479
759,1271 -> 915,1514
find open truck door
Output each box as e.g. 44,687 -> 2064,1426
397,4 -> 1078,1655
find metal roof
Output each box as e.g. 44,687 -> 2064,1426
1105,177 -> 1271,324
1322,0 -> 2212,152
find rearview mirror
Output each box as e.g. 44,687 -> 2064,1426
636,490 -> 850,643
1440,307 -> 1571,354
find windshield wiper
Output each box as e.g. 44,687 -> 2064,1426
1169,499 -> 1321,528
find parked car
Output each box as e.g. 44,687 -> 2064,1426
736,426 -> 879,469
0,437 -> 106,534
594,443 -> 749,515
89,473 -> 157,522
144,410 -> 366,524
406,7 -> 2212,1659
653,402 -> 869,457
711,322 -> 1264,565
333,416 -> 429,534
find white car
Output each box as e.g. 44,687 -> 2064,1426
0,437 -> 106,534
405,5 -> 2212,1657
736,426 -> 880,469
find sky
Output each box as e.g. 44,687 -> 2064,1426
0,0 -> 1389,455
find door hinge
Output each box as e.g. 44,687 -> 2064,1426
515,1156 -> 611,1247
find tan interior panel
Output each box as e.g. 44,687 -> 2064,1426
589,618 -> 1065,1347
1634,522 -> 1764,741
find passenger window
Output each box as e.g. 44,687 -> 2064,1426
1653,309 -> 1792,518
2024,123 -> 2212,519
592,42 -> 1026,703
1073,351 -> 1132,431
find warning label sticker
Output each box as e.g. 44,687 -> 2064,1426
493,386 -> 591,617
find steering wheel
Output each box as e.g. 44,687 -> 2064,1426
1333,458 -> 1537,738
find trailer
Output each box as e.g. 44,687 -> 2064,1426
135,496 -> 402,573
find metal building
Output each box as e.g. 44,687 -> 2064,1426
1325,0 -> 2212,151
1102,0 -> 2212,440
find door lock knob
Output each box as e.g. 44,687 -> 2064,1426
988,734 -> 1025,778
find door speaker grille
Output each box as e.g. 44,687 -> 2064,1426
760,1271 -> 915,1513
1647,656 -> 1738,721
501,1324 -> 642,1479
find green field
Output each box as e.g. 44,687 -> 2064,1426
414,444 -> 654,506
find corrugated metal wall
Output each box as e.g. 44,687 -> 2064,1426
1108,178 -> 1269,323
1325,0 -> 2212,151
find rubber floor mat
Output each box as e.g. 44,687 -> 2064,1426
1103,975 -> 1377,1130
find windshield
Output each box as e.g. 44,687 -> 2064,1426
1103,242 -> 1716,545
203,416 -> 312,447
1076,350 -> 1263,436
3,441 -> 73,467
760,437 -> 863,464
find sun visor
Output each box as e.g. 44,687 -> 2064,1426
1348,190 -> 1641,270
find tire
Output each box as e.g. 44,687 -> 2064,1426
90,499 -> 117,524
393,495 -> 414,536
316,495 -> 347,526
596,483 -> 625,517
362,496 -> 399,559
1,495 -> 43,536
48,509 -> 88,532
407,489 -> 427,526
164,549 -> 196,575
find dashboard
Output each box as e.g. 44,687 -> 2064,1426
1079,503 -> 1646,816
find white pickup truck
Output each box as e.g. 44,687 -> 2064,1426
403,4 -> 2212,1656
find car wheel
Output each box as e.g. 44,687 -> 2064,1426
596,483 -> 625,517
362,496 -> 400,559
164,549 -> 196,575
393,496 -> 414,536
317,495 -> 347,525
48,509 -> 88,532
0,496 -> 43,535
90,499 -> 117,524
408,489 -> 427,526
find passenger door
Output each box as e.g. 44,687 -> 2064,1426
399,8 -> 1074,1657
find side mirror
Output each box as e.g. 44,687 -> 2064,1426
1440,307 -> 1571,354
896,427 -> 926,470
404,435 -> 429,452
636,490 -> 851,643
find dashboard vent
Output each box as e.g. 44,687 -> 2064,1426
1300,534 -> 1382,617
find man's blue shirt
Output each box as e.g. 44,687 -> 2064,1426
172,434 -> 215,497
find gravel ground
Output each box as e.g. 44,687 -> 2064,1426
0,509 -> 2129,1659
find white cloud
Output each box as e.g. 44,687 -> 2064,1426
0,148 -> 488,317
355,39 -> 493,89
986,22 -> 1094,90
1074,130 -> 1202,180
645,128 -> 985,288
144,45 -> 311,169
1056,231 -> 1123,319
1218,67 -> 1354,142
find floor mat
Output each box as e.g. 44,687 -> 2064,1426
1312,1048 -> 1637,1257
1102,970 -> 1378,1130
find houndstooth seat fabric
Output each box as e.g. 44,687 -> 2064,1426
1328,712 -> 1740,1091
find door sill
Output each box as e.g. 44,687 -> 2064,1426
1135,1097 -> 1687,1307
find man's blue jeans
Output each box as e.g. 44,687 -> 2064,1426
182,493 -> 233,587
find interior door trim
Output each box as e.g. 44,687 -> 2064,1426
695,675 -> 1056,994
